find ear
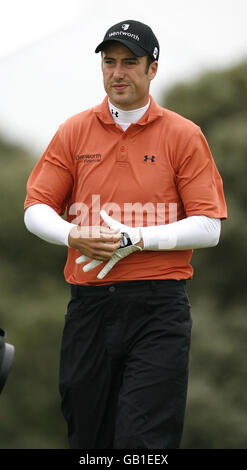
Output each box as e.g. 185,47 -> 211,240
149,61 -> 158,81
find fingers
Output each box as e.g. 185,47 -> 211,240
96,245 -> 143,279
97,256 -> 119,279
100,209 -> 122,230
89,240 -> 122,260
76,246 -> 120,262
75,255 -> 103,274
83,259 -> 103,272
72,224 -> 122,243
75,255 -> 91,264
99,227 -> 122,243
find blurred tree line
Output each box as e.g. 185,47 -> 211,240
0,58 -> 246,449
163,59 -> 247,448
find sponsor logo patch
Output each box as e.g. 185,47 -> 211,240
76,154 -> 101,163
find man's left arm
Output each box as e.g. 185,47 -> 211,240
136,214 -> 221,250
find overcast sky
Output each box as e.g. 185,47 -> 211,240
0,0 -> 247,153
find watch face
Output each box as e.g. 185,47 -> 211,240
120,232 -> 133,248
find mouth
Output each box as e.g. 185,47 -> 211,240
112,84 -> 129,91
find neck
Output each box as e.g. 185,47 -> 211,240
108,98 -> 150,128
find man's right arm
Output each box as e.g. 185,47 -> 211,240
24,203 -> 122,261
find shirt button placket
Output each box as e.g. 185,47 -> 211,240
117,143 -> 128,163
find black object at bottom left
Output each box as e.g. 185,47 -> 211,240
0,328 -> 15,394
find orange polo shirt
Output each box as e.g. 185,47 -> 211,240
24,95 -> 227,285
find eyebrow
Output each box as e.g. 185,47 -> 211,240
103,56 -> 139,62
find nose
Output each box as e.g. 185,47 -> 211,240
112,63 -> 125,81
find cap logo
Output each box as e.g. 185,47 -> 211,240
153,47 -> 158,59
122,24 -> 130,31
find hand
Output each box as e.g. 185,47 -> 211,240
76,210 -> 143,279
69,224 -> 122,261
100,210 -> 142,247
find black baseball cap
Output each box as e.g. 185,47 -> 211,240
95,20 -> 159,61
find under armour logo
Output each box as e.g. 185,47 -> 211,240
111,109 -> 119,118
144,155 -> 156,162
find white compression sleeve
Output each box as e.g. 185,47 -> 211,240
24,204 -> 76,247
140,216 -> 221,250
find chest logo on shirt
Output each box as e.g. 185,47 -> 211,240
144,155 -> 156,163
76,153 -> 102,163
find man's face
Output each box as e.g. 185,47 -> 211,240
101,42 -> 158,110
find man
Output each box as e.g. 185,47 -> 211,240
24,20 -> 227,449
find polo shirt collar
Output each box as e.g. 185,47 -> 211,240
94,95 -> 163,126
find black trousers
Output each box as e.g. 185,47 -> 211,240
59,279 -> 192,449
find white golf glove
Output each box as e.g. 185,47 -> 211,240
75,209 -> 142,279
